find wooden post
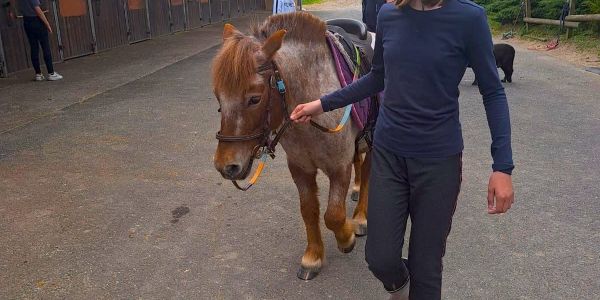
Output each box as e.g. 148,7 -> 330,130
86,0 -> 98,53
0,33 -> 8,77
51,0 -> 65,61
524,17 -> 580,27
566,0 -> 576,39
525,0 -> 531,31
565,14 -> 600,21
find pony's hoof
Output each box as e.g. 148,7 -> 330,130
350,191 -> 359,202
338,236 -> 356,254
297,266 -> 320,280
355,223 -> 367,237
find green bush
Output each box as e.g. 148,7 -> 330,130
475,0 -> 523,24
531,0 -> 566,19
582,0 -> 600,13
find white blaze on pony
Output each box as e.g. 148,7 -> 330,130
212,12 -> 371,280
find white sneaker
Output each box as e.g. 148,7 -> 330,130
34,74 -> 45,81
47,72 -> 63,81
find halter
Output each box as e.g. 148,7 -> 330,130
215,61 -> 292,191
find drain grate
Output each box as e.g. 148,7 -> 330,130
585,67 -> 600,75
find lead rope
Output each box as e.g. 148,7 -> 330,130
310,46 -> 361,133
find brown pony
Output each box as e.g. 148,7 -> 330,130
212,12 -> 370,280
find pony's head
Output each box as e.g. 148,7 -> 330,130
212,23 -> 287,180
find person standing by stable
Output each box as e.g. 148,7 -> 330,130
10,0 -> 62,81
290,0 -> 515,299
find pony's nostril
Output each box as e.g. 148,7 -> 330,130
224,164 -> 241,178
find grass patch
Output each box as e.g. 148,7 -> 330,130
301,0 -> 325,5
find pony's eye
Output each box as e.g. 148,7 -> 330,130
217,107 -> 221,113
248,96 -> 261,106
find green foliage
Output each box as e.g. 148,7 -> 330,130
531,0 -> 565,19
474,0 -> 523,24
582,0 -> 600,14
302,0 -> 324,4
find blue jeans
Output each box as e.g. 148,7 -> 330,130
23,16 -> 54,74
365,145 -> 462,299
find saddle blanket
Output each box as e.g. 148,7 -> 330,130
325,31 -> 375,131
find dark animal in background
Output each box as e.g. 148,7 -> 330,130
471,43 -> 515,85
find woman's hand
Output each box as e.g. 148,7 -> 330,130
290,99 -> 324,124
487,171 -> 514,214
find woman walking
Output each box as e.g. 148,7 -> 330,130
290,0 -> 515,299
12,0 -> 62,81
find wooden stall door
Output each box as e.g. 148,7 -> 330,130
90,0 -> 128,51
243,0 -> 255,13
221,0 -> 230,20
127,0 -> 151,43
230,0 -> 240,17
199,0 -> 210,25
185,0 -> 203,29
170,0 -> 185,32
0,17 -> 30,73
56,0 -> 95,59
209,0 -> 222,23
149,0 -> 171,37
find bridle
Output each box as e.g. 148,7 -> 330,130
215,38 -> 364,191
215,61 -> 292,191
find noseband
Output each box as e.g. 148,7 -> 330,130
215,61 -> 292,191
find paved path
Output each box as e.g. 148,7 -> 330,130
1,9 -> 599,300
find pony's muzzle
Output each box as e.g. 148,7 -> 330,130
222,164 -> 242,179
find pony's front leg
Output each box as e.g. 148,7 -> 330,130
324,163 -> 356,253
288,163 -> 324,280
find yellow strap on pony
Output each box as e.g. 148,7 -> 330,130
232,152 -> 268,191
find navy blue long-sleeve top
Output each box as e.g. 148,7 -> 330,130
321,0 -> 514,174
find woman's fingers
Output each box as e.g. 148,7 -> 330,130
290,104 -> 306,121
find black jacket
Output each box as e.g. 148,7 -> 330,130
362,0 -> 386,32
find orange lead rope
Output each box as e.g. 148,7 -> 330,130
232,151 -> 269,191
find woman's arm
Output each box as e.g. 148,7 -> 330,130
291,22 -> 385,122
467,11 -> 513,175
466,10 -> 514,214
34,5 -> 53,33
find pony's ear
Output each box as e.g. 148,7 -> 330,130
223,23 -> 238,40
262,29 -> 287,60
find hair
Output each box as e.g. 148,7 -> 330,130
394,0 -> 411,7
251,11 -> 326,44
212,12 -> 327,95
212,33 -> 260,95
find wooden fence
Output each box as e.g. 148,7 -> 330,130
524,0 -> 600,37
0,0 -> 268,77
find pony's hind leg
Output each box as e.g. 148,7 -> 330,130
351,152 -> 364,202
288,163 -> 324,280
353,150 -> 370,237
324,163 -> 356,254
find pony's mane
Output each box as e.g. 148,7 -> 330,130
252,12 -> 327,43
212,12 -> 326,94
212,33 -> 260,95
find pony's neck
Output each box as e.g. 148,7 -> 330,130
274,39 -> 340,109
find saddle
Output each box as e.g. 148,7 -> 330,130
326,18 -> 374,64
325,19 -> 379,149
